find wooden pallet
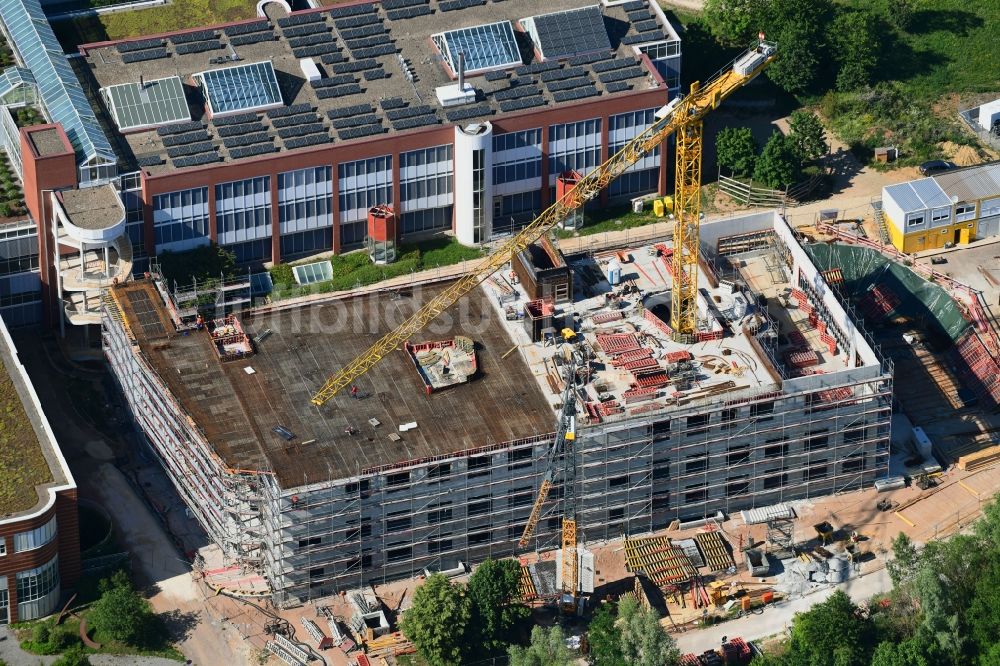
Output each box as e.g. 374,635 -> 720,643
957,443 -> 1000,471
623,536 -> 697,586
693,531 -> 734,572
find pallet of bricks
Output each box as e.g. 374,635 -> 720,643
957,443 -> 1000,472
680,636 -> 753,666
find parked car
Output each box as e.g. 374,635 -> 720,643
919,159 -> 957,175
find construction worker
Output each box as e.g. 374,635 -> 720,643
351,385 -> 359,399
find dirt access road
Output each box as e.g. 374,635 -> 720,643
661,0 -> 706,11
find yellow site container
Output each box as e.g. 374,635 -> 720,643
653,199 -> 665,217
662,196 -> 674,213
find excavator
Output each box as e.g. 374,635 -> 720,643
310,38 -> 778,612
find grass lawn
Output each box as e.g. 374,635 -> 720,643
841,0 -> 1000,98
0,371 -> 52,516
52,0 -> 254,50
269,236 -> 484,300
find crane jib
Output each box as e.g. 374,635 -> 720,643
310,42 -> 776,406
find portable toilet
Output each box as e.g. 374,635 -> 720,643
607,258 -> 622,286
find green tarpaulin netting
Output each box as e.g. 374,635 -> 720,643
804,243 -> 970,343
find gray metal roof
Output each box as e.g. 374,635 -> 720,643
933,161 -> 1000,204
884,177 -> 951,213
0,0 -> 116,167
101,76 -> 190,132
740,503 -> 794,525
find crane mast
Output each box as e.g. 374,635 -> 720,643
310,39 -> 776,404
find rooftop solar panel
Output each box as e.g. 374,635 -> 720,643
326,103 -> 373,119
541,66 -> 587,82
175,40 -> 224,55
212,111 -> 259,126
288,33 -> 335,49
431,21 -> 521,74
229,33 -> 275,47
380,97 -> 407,109
445,104 -> 492,122
284,133 -> 332,150
173,152 -> 221,168
622,31 -> 665,45
166,141 -> 216,157
494,85 -> 542,101
338,124 -> 385,140
171,30 -> 216,44
137,154 -> 164,167
216,121 -> 267,137
515,60 -> 560,75
282,23 -> 330,38
315,84 -> 364,99
117,39 -> 164,53
329,113 -> 381,129
267,103 -> 313,118
331,59 -> 378,74
351,44 -> 397,58
522,6 -> 611,60
622,1 -> 646,11
484,70 -> 508,82
292,43 -> 342,58
157,120 -> 204,136
392,114 -> 440,130
320,52 -> 347,64
592,58 -> 638,73
271,113 -> 321,128
161,130 -> 210,147
223,20 -> 270,36
604,81 -> 631,93
102,76 -> 191,132
568,51 -> 611,66
346,34 -> 393,49
277,12 -> 323,27
499,96 -> 546,113
334,14 -> 382,29
196,61 -> 282,116
121,48 -> 169,64
382,0 -> 426,9
363,68 -> 388,80
329,3 -> 375,18
311,74 -> 357,88
597,66 -> 644,84
552,85 -> 599,102
385,104 -> 435,120
626,10 -> 654,22
229,144 -> 278,159
222,132 -> 272,148
276,122 -> 326,139
633,19 -> 659,33
386,5 -> 432,20
339,24 -> 386,40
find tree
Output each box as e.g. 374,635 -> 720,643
52,645 -> 92,666
887,533 -> 919,587
762,0 -> 833,94
788,110 -> 827,162
508,626 -> 575,666
88,571 -> 154,647
467,558 -> 530,650
703,0 -> 766,46
871,639 -> 931,666
617,597 -> 680,666
783,590 -> 875,666
399,573 -> 472,666
832,10 -> 880,92
753,132 -> 801,188
587,603 -> 626,666
716,127 -> 758,176
886,0 -> 917,32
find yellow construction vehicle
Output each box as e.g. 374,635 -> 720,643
309,39 -> 776,399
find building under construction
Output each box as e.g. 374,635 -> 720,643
101,210 -> 892,606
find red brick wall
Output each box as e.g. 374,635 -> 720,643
19,125 -> 78,328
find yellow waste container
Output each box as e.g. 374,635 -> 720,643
662,195 -> 674,213
653,199 -> 665,217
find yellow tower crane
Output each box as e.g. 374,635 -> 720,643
310,40 -> 776,406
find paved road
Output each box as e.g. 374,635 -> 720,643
673,568 -> 892,654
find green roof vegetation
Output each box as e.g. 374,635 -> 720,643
0,366 -> 52,516
52,0 -> 255,51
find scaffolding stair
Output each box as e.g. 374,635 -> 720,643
872,201 -> 891,246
